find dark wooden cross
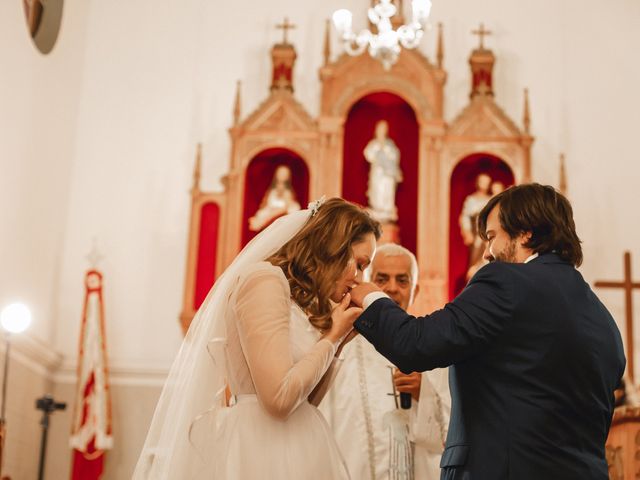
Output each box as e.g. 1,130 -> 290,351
595,251 -> 640,381
472,23 -> 492,49
276,17 -> 296,45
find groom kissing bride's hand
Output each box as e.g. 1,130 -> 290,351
349,283 -> 383,309
346,184 -> 625,480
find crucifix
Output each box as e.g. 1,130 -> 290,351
595,251 -> 640,382
276,17 -> 296,45
471,23 -> 492,49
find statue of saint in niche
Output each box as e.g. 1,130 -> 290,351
459,172 -> 494,280
364,120 -> 402,223
249,165 -> 301,232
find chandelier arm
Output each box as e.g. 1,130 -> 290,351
400,37 -> 420,49
344,42 -> 367,56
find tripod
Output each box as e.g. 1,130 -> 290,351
35,395 -> 66,480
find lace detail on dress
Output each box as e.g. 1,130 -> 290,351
227,262 -> 337,419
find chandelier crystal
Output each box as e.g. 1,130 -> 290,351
332,0 -> 432,70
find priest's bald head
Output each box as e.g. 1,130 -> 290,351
369,243 -> 419,310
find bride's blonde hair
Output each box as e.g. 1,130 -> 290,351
268,198 -> 381,331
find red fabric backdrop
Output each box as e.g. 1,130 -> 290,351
194,202 -> 220,310
242,148 -> 309,247
341,92 -> 419,254
448,154 -> 514,299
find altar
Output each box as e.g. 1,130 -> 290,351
178,17 -> 539,331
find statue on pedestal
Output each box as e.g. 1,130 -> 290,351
249,165 -> 301,231
364,120 -> 402,224
459,173 -> 493,280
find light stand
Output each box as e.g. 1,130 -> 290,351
35,395 -> 66,480
0,303 -> 32,479
0,333 -> 11,478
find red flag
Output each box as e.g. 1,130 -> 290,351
70,270 -> 113,479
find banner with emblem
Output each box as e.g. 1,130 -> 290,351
70,269 -> 113,479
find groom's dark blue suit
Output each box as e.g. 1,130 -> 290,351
354,253 -> 625,480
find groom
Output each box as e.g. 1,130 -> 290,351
350,183 -> 625,479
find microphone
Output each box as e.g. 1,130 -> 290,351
400,392 -> 412,409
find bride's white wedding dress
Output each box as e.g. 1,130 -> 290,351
134,206 -> 348,479
211,261 -> 349,478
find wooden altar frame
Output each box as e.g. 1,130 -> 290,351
606,407 -> 640,479
180,23 -> 534,329
438,94 -> 533,307
219,89 -> 321,276
316,46 -> 532,312
318,49 -> 447,312
179,145 -> 227,332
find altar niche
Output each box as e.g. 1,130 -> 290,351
341,92 -> 419,254
194,201 -> 220,310
242,148 -> 309,247
179,18 -> 536,331
448,153 -> 514,298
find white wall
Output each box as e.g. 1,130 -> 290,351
1,0 -> 639,477
0,3 -> 90,475
0,0 -> 89,345
53,0 -> 373,373
54,0 -> 640,372
431,1 -> 640,292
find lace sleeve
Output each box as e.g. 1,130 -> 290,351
233,265 -> 337,419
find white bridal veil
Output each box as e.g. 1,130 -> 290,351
133,205 -> 319,479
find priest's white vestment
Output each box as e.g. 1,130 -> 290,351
319,336 -> 451,480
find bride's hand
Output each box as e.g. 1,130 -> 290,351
324,293 -> 362,345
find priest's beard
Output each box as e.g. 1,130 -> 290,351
493,238 -> 518,263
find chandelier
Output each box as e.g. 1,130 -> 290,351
332,0 -> 432,70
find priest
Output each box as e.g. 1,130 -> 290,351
319,243 -> 450,479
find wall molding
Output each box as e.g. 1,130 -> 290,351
0,333 -> 168,387
0,332 -> 63,378
54,359 -> 169,387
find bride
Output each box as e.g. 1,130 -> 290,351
133,197 -> 381,479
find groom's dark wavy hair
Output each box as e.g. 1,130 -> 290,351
268,198 -> 381,331
478,183 -> 583,267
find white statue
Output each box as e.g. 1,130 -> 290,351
249,165 -> 301,231
459,173 -> 495,280
364,120 -> 402,223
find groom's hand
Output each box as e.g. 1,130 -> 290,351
349,282 -> 382,308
